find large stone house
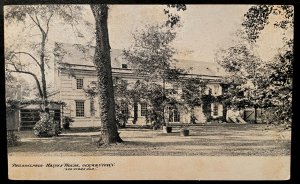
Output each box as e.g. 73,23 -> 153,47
53,43 -> 226,127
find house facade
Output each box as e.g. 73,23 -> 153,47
53,43 -> 226,127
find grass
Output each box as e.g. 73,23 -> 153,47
7,124 -> 291,156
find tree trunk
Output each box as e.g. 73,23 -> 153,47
162,77 -> 166,125
254,107 -> 257,124
190,106 -> 197,124
91,4 -> 122,144
40,34 -> 48,111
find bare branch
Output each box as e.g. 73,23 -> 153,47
28,14 -> 45,35
7,65 -> 44,99
10,51 -> 41,68
45,13 -> 54,36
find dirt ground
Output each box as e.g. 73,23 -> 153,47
7,124 -> 291,156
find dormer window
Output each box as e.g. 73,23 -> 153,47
122,64 -> 128,69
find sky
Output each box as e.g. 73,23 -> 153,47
49,5 -> 254,62
5,5 -> 292,62
4,5 -> 293,93
80,5 -> 291,62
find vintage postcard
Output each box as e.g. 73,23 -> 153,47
5,4 -> 293,180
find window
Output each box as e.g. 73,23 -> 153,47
90,100 -> 95,116
133,102 -> 138,122
76,101 -> 85,117
213,103 -> 218,116
76,78 -> 83,89
141,103 -> 147,116
169,107 -> 180,122
122,64 -> 128,69
169,107 -> 173,122
121,106 -> 129,116
173,108 -> 180,122
213,84 -> 219,95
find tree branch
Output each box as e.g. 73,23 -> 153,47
7,67 -> 44,99
45,13 -> 54,36
28,14 -> 45,35
90,5 -> 99,19
10,51 -> 41,68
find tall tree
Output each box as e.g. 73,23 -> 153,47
90,4 -> 186,143
123,23 -> 184,125
242,5 -> 293,43
215,43 -> 263,106
242,5 -> 293,124
90,5 -> 122,144
181,78 -> 207,123
5,5 -> 82,111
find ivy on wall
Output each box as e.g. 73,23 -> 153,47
201,92 -> 228,122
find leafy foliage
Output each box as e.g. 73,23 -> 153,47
123,23 -> 185,125
242,5 -> 293,43
123,24 -> 179,81
164,4 -> 187,27
243,5 -> 293,124
216,5 -> 293,124
181,78 -> 206,107
5,5 -> 83,110
113,77 -> 131,127
263,39 -> 293,123
201,93 -> 213,122
7,131 -> 20,147
216,43 -> 264,110
5,77 -> 32,100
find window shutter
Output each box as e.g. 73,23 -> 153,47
218,85 -> 222,95
70,101 -> 76,117
83,78 -> 89,89
94,99 -> 100,118
138,103 -> 141,117
218,104 -> 223,117
72,78 -> 76,90
210,103 -> 214,117
128,104 -> 133,118
85,100 -> 90,117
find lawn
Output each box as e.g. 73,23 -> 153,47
7,124 -> 291,156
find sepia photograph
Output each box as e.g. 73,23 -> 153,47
4,3 -> 293,180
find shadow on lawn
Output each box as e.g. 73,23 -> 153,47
8,124 -> 290,156
8,136 -> 290,156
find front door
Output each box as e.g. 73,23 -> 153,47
168,106 -> 180,123
133,102 -> 138,124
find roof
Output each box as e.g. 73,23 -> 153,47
21,104 -> 61,110
56,42 -> 125,68
56,42 -> 226,77
174,59 -> 226,77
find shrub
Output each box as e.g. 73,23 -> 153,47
7,130 -> 20,147
33,112 -> 61,137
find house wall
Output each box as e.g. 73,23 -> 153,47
56,68 -> 225,127
56,72 -> 96,127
